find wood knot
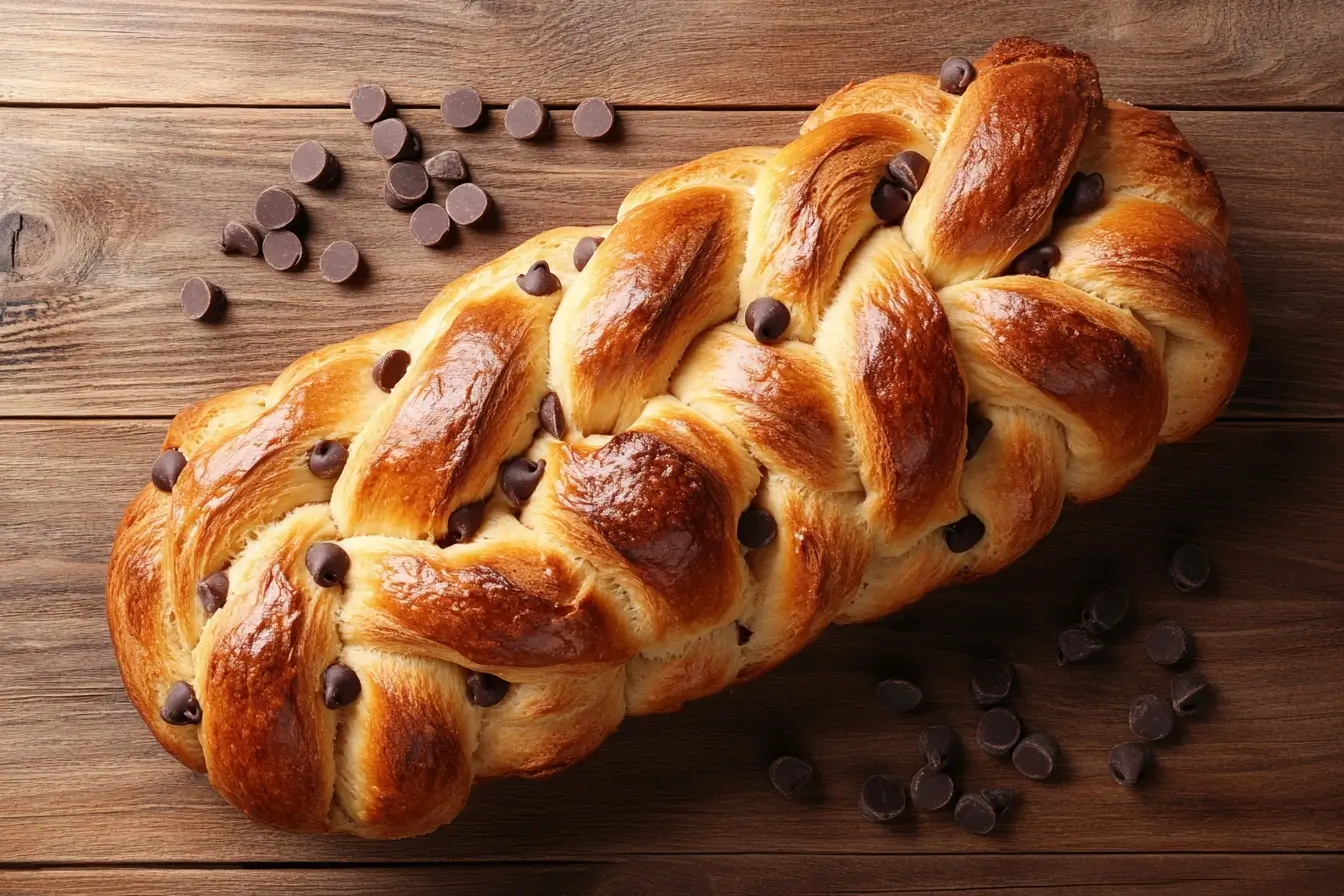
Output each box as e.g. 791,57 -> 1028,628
0,212 -> 57,279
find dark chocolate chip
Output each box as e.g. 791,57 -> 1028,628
769,755 -> 813,797
1010,242 -> 1061,277
517,260 -> 561,296
219,220 -> 262,257
290,139 -> 340,188
371,117 -> 420,162
319,240 -> 361,283
1082,586 -> 1131,634
887,150 -> 930,193
910,766 -> 955,811
446,182 -> 492,226
977,707 -> 1023,757
917,725 -> 960,772
1146,620 -> 1193,666
500,456 -> 546,506
350,84 -> 393,124
305,542 -> 349,588
372,348 -> 411,392
943,514 -> 985,553
160,681 -> 201,726
539,391 -> 566,439
1012,732 -> 1058,780
1058,171 -> 1105,218
1169,542 -> 1210,592
1108,742 -> 1151,787
424,149 -> 469,182
180,277 -> 225,322
735,622 -> 753,645
1129,694 -> 1175,741
745,297 -> 790,343
982,787 -> 1016,816
439,500 -> 487,547
321,662 -> 361,709
441,86 -> 484,129
573,97 -> 616,140
860,774 -> 907,823
466,671 -> 511,707
876,678 -> 923,713
965,406 -> 993,460
971,658 -> 1014,707
505,96 -> 548,140
870,180 -> 913,225
254,186 -> 303,231
410,203 -> 454,248
737,507 -> 777,550
196,571 -> 229,616
939,56 -> 977,94
385,161 -> 430,211
1057,625 -> 1104,665
954,793 -> 998,834
308,439 -> 348,479
262,229 -> 305,272
150,449 -> 187,492
1172,671 -> 1210,716
573,235 -> 603,272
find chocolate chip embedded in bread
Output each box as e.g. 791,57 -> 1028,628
964,405 -> 993,460
977,707 -> 1022,756
1129,694 -> 1175,741
410,202 -> 454,248
254,186 -> 303,231
446,182 -> 492,226
372,349 -> 411,392
938,56 -> 976,94
1057,625 -> 1104,665
385,161 -> 430,211
860,774 -> 907,823
350,84 -> 393,124
466,671 -> 511,707
1169,542 -> 1211,592
1082,586 -> 1131,634
769,755 -> 813,797
516,260 -> 561,296
180,277 -> 225,321
943,514 -> 985,553
1146,620 -> 1193,666
150,449 -> 187,492
954,793 -> 998,834
305,542 -> 350,588
886,150 -> 930,193
371,117 -> 420,162
308,439 -> 348,479
219,220 -> 262,257
1011,732 -> 1058,780
319,240 -> 361,284
1108,741 -> 1151,786
538,391 -> 566,439
1010,242 -> 1061,277
735,622 -> 753,645
441,86 -> 484,129
910,766 -> 955,811
439,500 -> 487,547
321,662 -> 361,709
160,681 -> 201,726
425,149 -> 468,182
499,457 -> 546,506
736,507 -> 777,549
745,297 -> 790,343
196,571 -> 229,616
1171,671 -> 1210,716
504,96 -> 548,140
290,139 -> 340,188
1058,171 -> 1106,218
871,180 -> 913,225
971,658 -> 1014,707
876,678 -> 923,713
573,97 -> 617,140
262,229 -> 305,271
917,725 -> 960,772
573,235 -> 603,272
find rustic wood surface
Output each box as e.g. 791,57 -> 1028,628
2,1 -> 1342,893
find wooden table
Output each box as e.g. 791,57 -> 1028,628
2,2 -> 1342,893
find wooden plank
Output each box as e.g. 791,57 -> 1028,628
1,108 -> 1341,418
2,855 -> 1341,896
1,1 -> 1341,108
1,420 -> 1341,862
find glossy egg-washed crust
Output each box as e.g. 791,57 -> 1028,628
107,38 -> 1247,838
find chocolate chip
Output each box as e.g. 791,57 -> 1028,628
160,681 -> 201,726
1172,671 -> 1210,716
539,391 -> 566,439
1082,586 -> 1131,634
254,186 -> 303,232
180,277 -> 225,322
321,662 -> 361,709
745,297 -> 790,343
350,84 -> 393,124
308,439 -> 348,479
737,507 -> 777,550
1146,620 -> 1193,666
1058,171 -> 1105,218
965,406 -> 993,460
405,203 -> 453,249
424,149 -> 468,182
1057,626 -> 1104,666
910,766 -> 955,811
876,678 -> 923,713
1108,742 -> 1151,787
573,235 -> 603,272
219,220 -> 262,257
1129,694 -> 1175,741
573,97 -> 617,140
1169,542 -> 1210,592
196,571 -> 229,616
371,117 -> 420,162
441,86 -> 484,129
385,161 -> 430,211
769,755 -> 813,797
886,150 -> 930,193
439,500 -> 487,547
1010,242 -> 1061,277
319,240 -> 361,284
372,348 -> 411,392
516,260 -> 561,296
305,542 -> 349,588
446,182 -> 492,226
466,671 -> 511,707
938,56 -> 976,94
499,456 -> 546,506
943,514 -> 985,553
262,230 -> 305,272
917,725 -> 960,772
860,774 -> 907,823
871,180 -> 913,225
982,787 -> 1016,816
505,96 -> 548,140
1012,732 -> 1058,780
735,622 -> 753,645
150,449 -> 187,492
977,707 -> 1023,757
290,139 -> 340,188
971,658 -> 1014,707
954,793 -> 998,834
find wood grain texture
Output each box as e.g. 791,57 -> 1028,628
1,108 -> 1341,418
2,419 -> 1341,862
1,1 -> 1341,108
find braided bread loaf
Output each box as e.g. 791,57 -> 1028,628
107,37 -> 1247,838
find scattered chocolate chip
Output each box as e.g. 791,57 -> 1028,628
196,571 -> 229,616
573,235 -> 603,272
446,182 -> 492,226
441,86 -> 484,129
219,220 -> 262,257
1169,542 -> 1210,592
1082,586 -> 1131,634
500,456 -> 546,506
517,260 -> 561,296
971,658 -> 1014,707
965,406 -> 993,460
262,229 -> 305,271
954,793 -> 998,834
290,139 -> 340,188
439,500 -> 487,547
424,149 -> 469,182
1129,694 -> 1175,741
1058,171 -> 1105,218
943,514 -> 985,553
737,507 -> 777,550
466,671 -> 511,707
305,542 -> 350,588
160,681 -> 201,726
871,180 -> 913,225
350,84 -> 393,124
573,97 -> 617,139
1057,625 -> 1104,666
372,348 -> 411,392
505,96 -> 548,140
917,725 -> 960,772
319,240 -> 361,284
308,439 -> 348,479
410,203 -> 454,248
321,662 -> 361,709
769,755 -> 813,797
745,297 -> 790,343
180,277 -> 225,322
977,707 -> 1023,757
371,117 -> 420,162
1012,732 -> 1058,780
539,391 -> 566,439
150,449 -> 187,492
876,678 -> 923,713
910,766 -> 955,811
1172,671 -> 1210,716
385,161 -> 430,211
735,622 -> 753,645
1108,742 -> 1151,787
886,150 -> 930,193
1146,620 -> 1193,666
939,56 -> 976,94
254,186 -> 303,231
982,787 -> 1016,816
860,774 -> 907,823
1010,242 -> 1061,277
